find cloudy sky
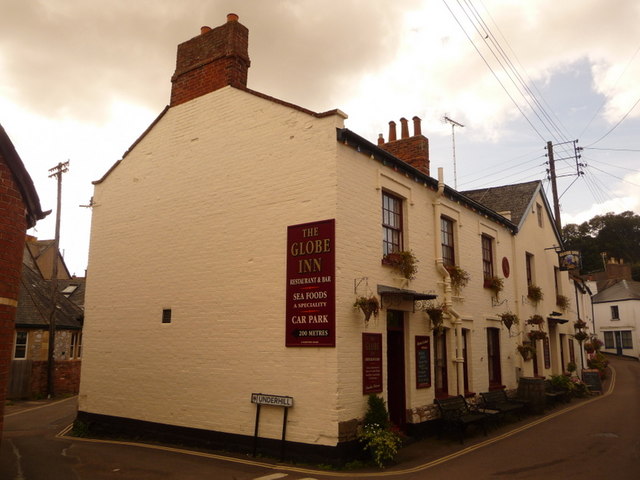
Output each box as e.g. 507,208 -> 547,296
2,0 -> 639,275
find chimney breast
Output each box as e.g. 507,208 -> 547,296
379,116 -> 430,176
171,14 -> 251,107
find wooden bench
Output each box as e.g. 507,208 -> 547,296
544,380 -> 570,405
435,395 -> 491,444
480,390 -> 526,421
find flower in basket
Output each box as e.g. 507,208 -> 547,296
498,311 -> 519,331
528,329 -> 548,342
423,301 -> 445,333
574,319 -> 587,331
526,314 -> 544,327
483,275 -> 504,296
517,343 -> 536,361
445,264 -> 470,295
354,296 -> 380,323
574,330 -> 588,342
383,250 -> 418,280
556,294 -> 570,311
527,284 -> 544,304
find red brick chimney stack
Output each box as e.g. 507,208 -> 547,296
413,116 -> 422,136
400,117 -> 409,139
170,13 -> 250,107
379,116 -> 430,176
388,121 -> 397,142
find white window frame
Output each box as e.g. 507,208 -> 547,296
13,330 -> 28,360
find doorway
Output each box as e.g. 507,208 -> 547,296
386,310 -> 406,429
434,329 -> 448,399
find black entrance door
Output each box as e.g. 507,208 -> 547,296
386,310 -> 406,429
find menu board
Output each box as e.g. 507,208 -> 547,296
415,336 -> 431,388
362,333 -> 383,394
582,369 -> 603,394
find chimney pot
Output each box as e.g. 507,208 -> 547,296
227,13 -> 239,22
388,121 -> 397,142
413,116 -> 422,136
400,117 -> 409,139
200,26 -> 212,34
378,134 -> 384,146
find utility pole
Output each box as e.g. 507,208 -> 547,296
546,141 -> 562,231
444,116 -> 464,189
46,160 -> 69,398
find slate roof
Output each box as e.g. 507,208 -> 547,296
592,280 -> 640,304
461,181 -> 541,228
17,264 -> 83,329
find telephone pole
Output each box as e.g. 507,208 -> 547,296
46,160 -> 69,398
546,141 -> 562,231
546,140 -> 582,233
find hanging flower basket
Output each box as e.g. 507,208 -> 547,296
354,296 -> 380,323
517,343 -> 536,361
498,311 -> 519,331
527,284 -> 544,304
526,314 -> 544,327
445,265 -> 470,294
584,342 -> 595,353
424,301 -> 445,333
528,329 -> 548,342
383,250 -> 418,280
574,319 -> 587,331
556,294 -> 570,311
574,330 -> 588,343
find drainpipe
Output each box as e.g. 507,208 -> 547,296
433,168 -> 465,396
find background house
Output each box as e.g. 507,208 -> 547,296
7,239 -> 84,399
0,123 -> 48,445
592,279 -> 640,359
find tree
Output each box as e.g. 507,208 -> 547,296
562,211 -> 640,279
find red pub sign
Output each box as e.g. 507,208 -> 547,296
286,219 -> 335,347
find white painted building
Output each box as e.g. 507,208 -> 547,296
593,280 -> 640,359
78,14 -> 582,462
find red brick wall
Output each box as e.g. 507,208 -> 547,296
0,159 -> 29,443
29,360 -> 82,397
170,15 -> 250,107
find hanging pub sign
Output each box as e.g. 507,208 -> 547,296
286,219 -> 335,347
362,333 -> 383,394
558,250 -> 581,271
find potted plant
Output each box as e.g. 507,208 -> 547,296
528,329 -> 548,342
383,250 -> 418,280
517,343 -> 536,361
498,311 -> 519,331
483,275 -> 504,297
526,314 -> 544,327
527,284 -> 544,304
556,294 -> 570,311
424,301 -> 445,333
354,296 -> 380,323
446,264 -> 470,295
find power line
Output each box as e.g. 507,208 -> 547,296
585,93 -> 640,147
441,0 -> 547,142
